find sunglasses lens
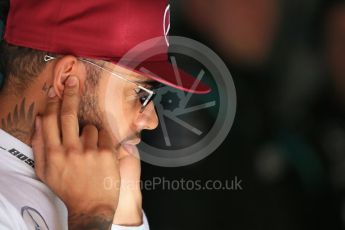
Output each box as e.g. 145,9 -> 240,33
148,93 -> 156,104
140,92 -> 156,113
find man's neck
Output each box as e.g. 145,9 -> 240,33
0,92 -> 40,146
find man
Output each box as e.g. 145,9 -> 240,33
0,0 -> 210,229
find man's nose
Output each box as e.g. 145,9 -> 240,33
135,102 -> 159,130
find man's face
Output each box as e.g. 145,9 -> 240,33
78,60 -> 159,150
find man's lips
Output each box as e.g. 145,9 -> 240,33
121,135 -> 141,155
124,138 -> 141,145
122,142 -> 140,155
119,133 -> 141,155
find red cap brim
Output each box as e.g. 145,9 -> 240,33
116,61 -> 211,94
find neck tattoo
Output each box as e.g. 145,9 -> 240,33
0,98 -> 35,144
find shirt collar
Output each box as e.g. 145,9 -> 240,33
0,129 -> 35,169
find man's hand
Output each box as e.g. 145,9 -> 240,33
32,76 -> 120,230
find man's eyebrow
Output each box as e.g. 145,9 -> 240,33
134,80 -> 163,89
134,80 -> 155,84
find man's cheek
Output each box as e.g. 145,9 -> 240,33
104,105 -> 123,143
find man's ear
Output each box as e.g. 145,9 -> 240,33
51,55 -> 86,98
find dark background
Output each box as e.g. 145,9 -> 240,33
2,0 -> 345,229
141,0 -> 345,229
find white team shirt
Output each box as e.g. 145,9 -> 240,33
0,129 -> 149,230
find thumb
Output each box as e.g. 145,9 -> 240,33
118,146 -> 141,182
